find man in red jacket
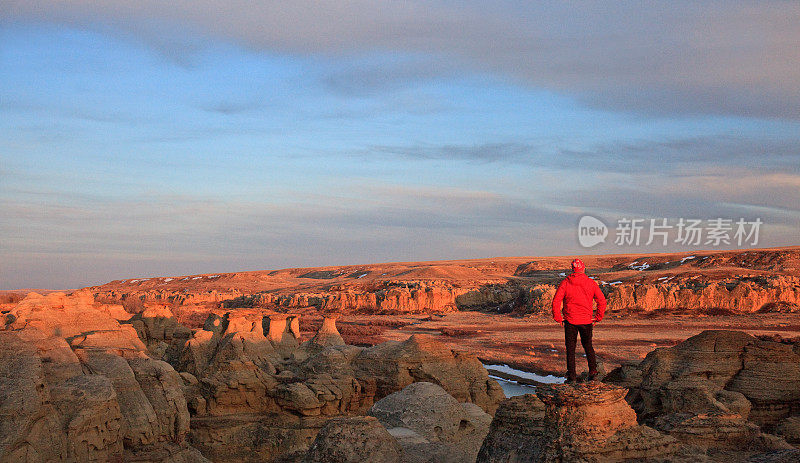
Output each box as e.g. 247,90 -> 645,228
551,258 -> 607,383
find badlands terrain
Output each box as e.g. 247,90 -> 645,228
1,246 -> 799,462
77,246 -> 800,375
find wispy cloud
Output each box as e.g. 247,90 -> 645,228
366,136 -> 800,173
369,142 -> 538,163
6,1 -> 800,119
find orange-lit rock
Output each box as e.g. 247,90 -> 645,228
0,292 -> 208,462
477,382 -> 677,462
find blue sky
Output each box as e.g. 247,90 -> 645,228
2,1 -> 799,289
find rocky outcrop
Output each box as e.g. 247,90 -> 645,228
127,305 -> 192,362
477,382 -> 677,462
606,276 -> 800,314
90,248 -> 800,318
165,311 -> 504,462
0,292 -> 208,462
776,416 -> 800,445
606,330 -> 799,454
94,273 -> 800,321
302,416 -> 402,463
353,334 -> 506,415
606,330 -> 800,429
368,381 -> 492,463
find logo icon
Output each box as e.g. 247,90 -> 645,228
578,215 -> 608,248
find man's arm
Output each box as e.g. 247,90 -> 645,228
552,281 -> 566,323
593,283 -> 607,322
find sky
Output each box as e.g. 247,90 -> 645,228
1,1 -> 799,289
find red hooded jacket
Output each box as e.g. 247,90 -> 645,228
551,271 -> 607,325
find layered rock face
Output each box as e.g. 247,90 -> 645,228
606,276 -> 800,314
0,292 -> 207,462
90,248 -> 800,318
95,273 -> 800,320
127,305 -> 193,362
606,330 -> 800,453
477,383 -> 677,462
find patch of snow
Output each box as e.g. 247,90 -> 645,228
609,281 -> 623,285
601,281 -> 608,285
164,278 -> 173,282
483,364 -> 565,384
357,273 -> 368,279
681,255 -> 696,263
191,277 -> 201,280
207,275 -> 220,278
559,272 -> 566,276
629,262 -> 650,271
657,276 -> 670,281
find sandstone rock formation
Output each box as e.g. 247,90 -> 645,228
368,381 -> 492,463
90,248 -> 800,320
0,292 -> 208,462
477,383 -> 677,462
606,330 -> 800,429
605,275 -> 800,314
302,416 -> 403,463
353,334 -> 506,414
1,291 -> 505,463
606,330 -> 799,455
177,312 -> 504,462
127,305 -> 192,362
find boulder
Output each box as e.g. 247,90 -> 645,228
369,382 -> 492,463
302,416 -> 402,463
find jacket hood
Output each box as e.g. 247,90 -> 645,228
567,272 -> 588,281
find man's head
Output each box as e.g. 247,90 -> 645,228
571,258 -> 585,273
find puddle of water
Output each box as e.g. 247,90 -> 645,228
491,377 -> 537,397
483,363 -> 565,384
483,363 -> 566,397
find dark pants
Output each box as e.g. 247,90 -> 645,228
564,321 -> 597,381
